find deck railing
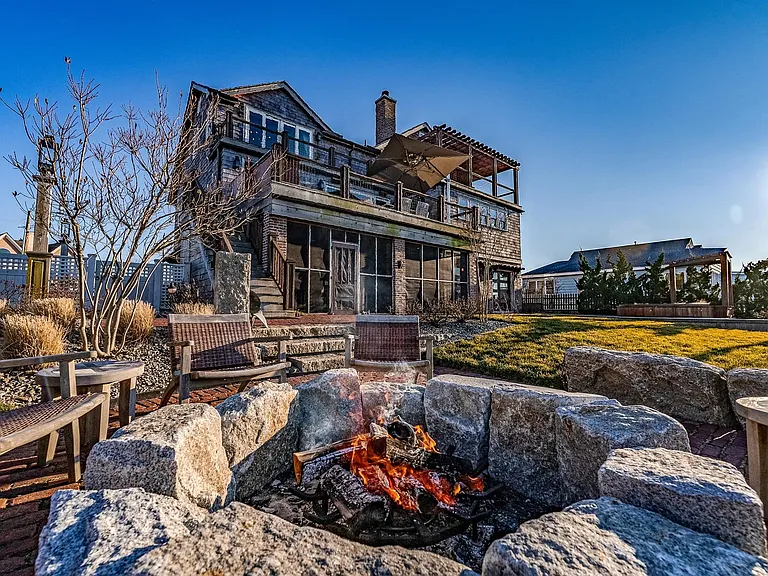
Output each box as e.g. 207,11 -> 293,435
217,116 -> 491,229
268,235 -> 295,310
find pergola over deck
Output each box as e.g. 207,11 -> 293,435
667,251 -> 734,308
418,124 -> 520,205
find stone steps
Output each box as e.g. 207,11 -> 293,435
259,337 -> 346,358
289,352 -> 345,374
253,324 -> 352,339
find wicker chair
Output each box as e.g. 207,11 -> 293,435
344,315 -> 434,380
0,351 -> 105,482
160,313 -> 292,406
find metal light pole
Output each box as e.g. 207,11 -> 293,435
26,136 -> 56,299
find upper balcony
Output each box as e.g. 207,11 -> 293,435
215,114 -> 520,233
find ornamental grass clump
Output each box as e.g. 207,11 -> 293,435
2,314 -> 65,359
26,297 -> 78,332
118,300 -> 156,343
172,302 -> 215,315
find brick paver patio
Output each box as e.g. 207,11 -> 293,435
0,367 -> 749,575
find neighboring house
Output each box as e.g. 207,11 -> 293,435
522,238 -> 728,295
178,82 -> 523,315
0,233 -> 23,255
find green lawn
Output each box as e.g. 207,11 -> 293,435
434,315 -> 768,389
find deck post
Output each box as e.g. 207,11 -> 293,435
668,265 -> 677,303
720,253 -> 730,307
492,158 -> 498,196
395,182 -> 403,212
513,168 -> 520,205
340,165 -> 351,199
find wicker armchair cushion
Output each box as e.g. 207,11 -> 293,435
353,315 -> 421,362
168,314 -> 261,371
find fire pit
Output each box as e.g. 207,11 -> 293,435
38,368 -> 768,576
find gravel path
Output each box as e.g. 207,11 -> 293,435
424,319 -> 511,345
0,328 -> 172,409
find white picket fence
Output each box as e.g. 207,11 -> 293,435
0,253 -> 189,312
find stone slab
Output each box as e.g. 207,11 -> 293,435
728,368 -> 768,428
564,346 -> 736,426
482,497 -> 768,576
36,488 -> 206,576
599,447 -> 766,556
297,368 -> 365,450
217,382 -> 299,500
131,502 -> 477,575
290,352 -> 346,374
555,403 -> 690,503
488,383 -> 615,507
361,381 -> 425,427
424,374 -> 498,469
84,404 -> 234,510
214,251 -> 251,314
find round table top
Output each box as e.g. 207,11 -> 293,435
735,397 -> 768,427
36,360 -> 145,386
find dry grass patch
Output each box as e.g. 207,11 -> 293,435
172,302 -> 215,315
435,315 -> 768,388
2,314 -> 65,359
27,297 -> 78,331
118,299 -> 156,342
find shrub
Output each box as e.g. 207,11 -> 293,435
448,297 -> 479,322
118,300 -> 156,342
172,302 -> 216,315
26,297 -> 78,331
2,314 -> 65,359
406,299 -> 452,326
735,259 -> 768,319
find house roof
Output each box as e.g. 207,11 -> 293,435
0,232 -> 23,254
192,80 -> 334,133
523,238 -> 727,277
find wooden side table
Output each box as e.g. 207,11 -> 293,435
36,360 -> 144,464
735,396 -> 768,515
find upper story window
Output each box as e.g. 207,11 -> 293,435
245,107 -> 313,159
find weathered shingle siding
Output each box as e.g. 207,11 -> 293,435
480,210 -> 521,265
236,89 -> 323,132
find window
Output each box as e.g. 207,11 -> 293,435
289,222 -> 331,313
244,107 -> 313,159
287,221 -> 393,313
404,241 -> 469,306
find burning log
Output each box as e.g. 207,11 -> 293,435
322,465 -> 390,532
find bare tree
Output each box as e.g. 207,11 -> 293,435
4,62 -> 274,355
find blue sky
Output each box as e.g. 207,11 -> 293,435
1,1 -> 767,270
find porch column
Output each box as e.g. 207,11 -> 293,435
668,265 -> 677,303
513,168 -> 520,205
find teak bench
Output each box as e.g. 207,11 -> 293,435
0,351 -> 105,482
160,313 -> 292,405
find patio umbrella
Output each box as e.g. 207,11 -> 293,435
367,134 -> 469,192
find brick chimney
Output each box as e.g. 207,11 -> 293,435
375,90 -> 396,145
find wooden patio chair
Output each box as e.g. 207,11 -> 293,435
344,315 -> 434,381
160,313 -> 292,406
0,351 -> 105,482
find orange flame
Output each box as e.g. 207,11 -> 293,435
348,428 -> 484,512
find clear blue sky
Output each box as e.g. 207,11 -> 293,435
1,1 -> 767,270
